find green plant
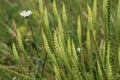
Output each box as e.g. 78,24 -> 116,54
0,0 -> 120,80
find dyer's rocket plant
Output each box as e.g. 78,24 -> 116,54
1,0 -> 120,80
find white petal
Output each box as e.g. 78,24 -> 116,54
77,47 -> 80,52
27,10 -> 32,15
20,10 -> 32,17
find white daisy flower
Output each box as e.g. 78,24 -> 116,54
77,47 -> 80,52
20,10 -> 32,17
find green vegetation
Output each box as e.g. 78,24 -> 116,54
0,0 -> 120,80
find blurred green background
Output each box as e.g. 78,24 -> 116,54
0,0 -> 119,79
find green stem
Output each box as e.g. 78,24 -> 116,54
0,65 -> 35,80
27,18 -> 40,58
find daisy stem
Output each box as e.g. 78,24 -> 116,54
27,18 -> 43,78
27,18 -> 40,58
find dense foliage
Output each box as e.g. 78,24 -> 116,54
0,0 -> 120,80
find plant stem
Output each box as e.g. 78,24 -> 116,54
41,52 -> 48,77
27,18 -> 44,74
27,18 -> 40,58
